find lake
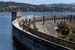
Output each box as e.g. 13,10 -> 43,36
0,11 -> 75,50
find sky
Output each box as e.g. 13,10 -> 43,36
0,0 -> 75,5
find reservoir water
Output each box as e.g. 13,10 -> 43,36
0,11 -> 75,50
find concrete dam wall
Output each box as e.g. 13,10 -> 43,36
12,21 -> 70,50
12,11 -> 74,50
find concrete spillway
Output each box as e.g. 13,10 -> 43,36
12,16 -> 74,50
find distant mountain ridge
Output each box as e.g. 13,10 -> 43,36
0,1 -> 75,11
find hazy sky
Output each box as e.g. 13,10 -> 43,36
1,0 -> 75,5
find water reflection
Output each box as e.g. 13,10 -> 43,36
12,36 -> 27,50
0,12 -> 26,50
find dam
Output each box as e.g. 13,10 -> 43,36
12,11 -> 75,50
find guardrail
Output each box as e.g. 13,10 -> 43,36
32,15 -> 75,23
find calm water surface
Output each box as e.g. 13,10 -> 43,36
0,11 -> 75,50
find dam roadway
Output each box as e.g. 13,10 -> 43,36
12,17 -> 74,50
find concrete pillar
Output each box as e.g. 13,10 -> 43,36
42,16 -> 45,25
72,15 -> 73,21
68,15 -> 70,22
59,16 -> 61,22
60,16 -> 61,22
54,15 -> 56,23
50,15 -> 52,21
49,15 -> 51,20
33,17 -> 35,25
64,16 -> 65,22
72,15 -> 74,21
73,15 -> 75,21
66,15 -> 69,21
70,15 -> 72,22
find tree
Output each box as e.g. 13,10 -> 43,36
61,27 -> 69,35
